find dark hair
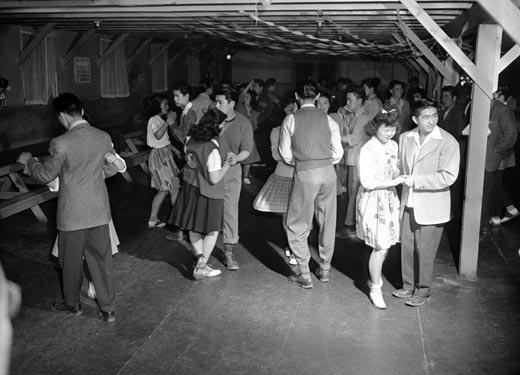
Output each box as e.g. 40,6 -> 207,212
280,96 -> 296,110
388,80 -> 405,91
245,89 -> 259,110
189,108 -> 227,142
146,95 -> 167,119
296,79 -> 318,99
495,86 -> 511,101
199,79 -> 213,91
52,93 -> 83,115
219,79 -> 232,88
411,99 -> 438,117
265,78 -> 276,87
410,87 -> 428,101
346,85 -> 366,102
215,88 -> 238,104
172,83 -> 192,99
318,91 -> 332,101
362,77 -> 381,90
441,86 -> 458,99
253,78 -> 265,88
365,109 -> 400,136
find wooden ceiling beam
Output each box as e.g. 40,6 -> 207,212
168,49 -> 185,67
0,0 -> 475,5
61,29 -> 96,65
127,38 -> 153,66
499,44 -> 520,72
396,21 -> 451,78
476,0 -> 520,47
185,44 -> 207,66
399,0 -> 493,95
17,22 -> 56,66
97,32 -> 129,65
0,3 -> 474,13
148,39 -> 175,66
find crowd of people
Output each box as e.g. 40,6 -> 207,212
14,73 -> 519,323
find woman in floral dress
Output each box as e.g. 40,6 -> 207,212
356,109 -> 406,309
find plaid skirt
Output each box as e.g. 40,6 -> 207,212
253,173 -> 293,213
148,146 -> 181,191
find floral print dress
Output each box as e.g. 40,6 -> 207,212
356,137 -> 401,250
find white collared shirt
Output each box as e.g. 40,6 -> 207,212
182,102 -> 193,117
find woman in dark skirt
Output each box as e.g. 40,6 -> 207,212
170,108 -> 232,279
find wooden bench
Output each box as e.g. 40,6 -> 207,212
119,128 -> 151,183
0,163 -> 57,222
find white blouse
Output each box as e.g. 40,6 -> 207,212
146,115 -> 171,149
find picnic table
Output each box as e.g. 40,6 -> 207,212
0,163 -> 57,222
120,129 -> 151,183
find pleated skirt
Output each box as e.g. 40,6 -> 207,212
170,183 -> 223,234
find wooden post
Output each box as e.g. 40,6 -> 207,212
459,24 -> 502,280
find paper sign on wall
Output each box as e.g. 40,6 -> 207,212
74,57 -> 91,84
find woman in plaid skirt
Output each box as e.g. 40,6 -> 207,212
146,96 -> 182,228
253,98 -> 298,264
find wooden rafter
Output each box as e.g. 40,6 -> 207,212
168,49 -> 185,67
396,21 -> 451,79
148,39 -> 175,66
392,32 -> 429,74
477,0 -> 520,47
127,38 -> 153,66
399,0 -> 493,96
61,29 -> 96,65
185,44 -> 207,66
18,22 -> 56,66
499,44 -> 520,73
97,33 -> 129,65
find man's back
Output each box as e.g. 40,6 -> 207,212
33,123 -> 112,231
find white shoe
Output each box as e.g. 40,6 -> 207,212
203,265 -> 222,278
288,254 -> 298,265
284,247 -> 291,257
369,281 -> 386,309
87,282 -> 97,300
194,265 -> 221,279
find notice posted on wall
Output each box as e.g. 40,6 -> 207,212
74,57 -> 91,84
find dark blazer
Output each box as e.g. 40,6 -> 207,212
439,104 -> 466,141
485,100 -> 517,172
27,121 -> 113,231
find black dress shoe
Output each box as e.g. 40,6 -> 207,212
315,268 -> 330,282
288,274 -> 313,289
51,301 -> 83,315
99,310 -> 116,323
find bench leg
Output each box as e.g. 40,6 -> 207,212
9,172 -> 49,222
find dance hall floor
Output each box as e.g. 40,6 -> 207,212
1,167 -> 519,375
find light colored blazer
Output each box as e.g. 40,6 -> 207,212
27,121 -> 113,231
399,127 -> 460,225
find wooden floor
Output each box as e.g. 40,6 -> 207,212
1,167 -> 519,375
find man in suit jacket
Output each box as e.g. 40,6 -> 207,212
335,86 -> 371,239
480,89 -> 517,235
393,99 -> 460,307
439,86 -> 467,217
18,93 -> 117,322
